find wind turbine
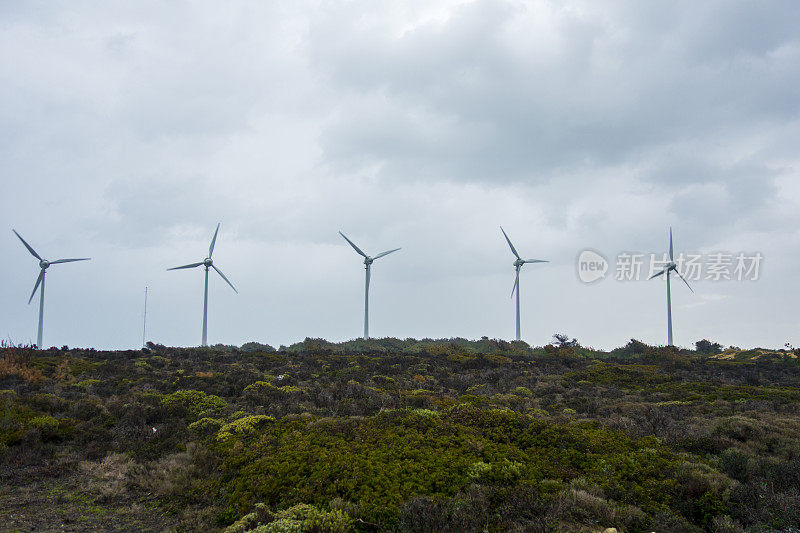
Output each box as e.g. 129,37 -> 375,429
648,227 -> 694,346
339,231 -> 400,340
500,226 -> 548,342
12,229 -> 91,349
168,223 -> 237,347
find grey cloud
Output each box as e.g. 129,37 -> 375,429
307,0 -> 800,187
1,1 -> 799,350
96,176 -> 238,247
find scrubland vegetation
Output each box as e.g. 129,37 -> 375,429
1,337 -> 800,532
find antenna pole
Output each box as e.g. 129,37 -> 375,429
142,286 -> 148,348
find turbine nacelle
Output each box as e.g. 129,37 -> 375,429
514,259 -> 525,268
364,257 -> 374,266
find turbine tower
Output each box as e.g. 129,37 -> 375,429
339,231 -> 400,340
500,226 -> 547,342
13,229 -> 91,349
168,223 -> 237,347
648,227 -> 694,346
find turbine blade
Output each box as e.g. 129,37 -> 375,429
209,223 -> 220,258
28,269 -> 44,304
500,226 -> 521,259
167,262 -> 204,270
669,227 -> 674,262
675,268 -> 695,293
524,259 -> 548,263
13,229 -> 42,261
373,247 -> 401,259
50,258 -> 91,264
649,268 -> 667,280
510,271 -> 519,298
339,231 -> 367,258
212,265 -> 238,293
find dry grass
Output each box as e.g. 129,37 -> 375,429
80,452 -> 138,500
0,351 -> 44,383
80,446 -> 203,503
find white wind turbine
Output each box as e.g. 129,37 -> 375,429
168,223 -> 237,347
13,229 -> 91,349
500,226 -> 548,342
648,227 -> 694,346
339,231 -> 400,340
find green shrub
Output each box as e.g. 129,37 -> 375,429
484,354 -> 512,365
226,503 -> 353,533
188,417 -> 224,436
467,459 -> 523,485
301,507 -> 353,532
161,389 -> 227,419
28,414 -> 67,440
224,511 -> 259,533
467,461 -> 492,482
134,359 -> 152,371
371,375 -> 395,387
149,355 -> 169,368
252,518 -> 301,532
217,415 -> 275,444
215,407 -> 696,528
240,342 -> 277,353
75,379 -> 100,389
29,414 -> 59,431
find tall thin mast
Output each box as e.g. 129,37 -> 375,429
142,286 -> 148,348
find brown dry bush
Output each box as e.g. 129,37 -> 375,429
79,452 -> 138,501
80,445 -> 208,503
0,352 -> 44,383
132,450 -> 196,497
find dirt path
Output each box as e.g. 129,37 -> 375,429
0,468 -> 177,533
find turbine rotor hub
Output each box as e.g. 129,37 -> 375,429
39,260 -> 49,269
364,257 -> 373,265
514,259 -> 524,268
204,258 -> 213,267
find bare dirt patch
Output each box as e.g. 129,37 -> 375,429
0,466 -> 176,533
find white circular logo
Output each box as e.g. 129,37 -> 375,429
577,249 -> 608,283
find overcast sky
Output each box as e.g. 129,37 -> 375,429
2,1 -> 799,350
